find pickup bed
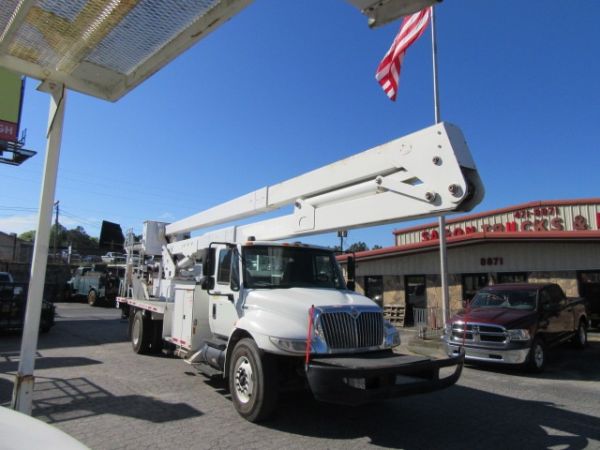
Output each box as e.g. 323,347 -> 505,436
443,283 -> 588,372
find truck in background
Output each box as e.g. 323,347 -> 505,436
443,283 -> 589,372
65,264 -> 121,306
0,272 -> 55,333
118,123 -> 484,421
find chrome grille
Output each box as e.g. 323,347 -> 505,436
451,323 -> 507,344
319,311 -> 384,350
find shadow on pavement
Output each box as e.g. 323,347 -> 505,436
29,377 -> 202,424
0,318 -> 129,353
264,384 -> 599,449
0,356 -> 102,375
408,336 -> 600,383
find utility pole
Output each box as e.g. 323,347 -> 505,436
53,201 -> 59,261
430,6 -> 450,326
337,230 -> 347,252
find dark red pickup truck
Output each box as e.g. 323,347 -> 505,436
443,283 -> 588,372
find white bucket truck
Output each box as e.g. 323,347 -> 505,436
118,122 -> 483,422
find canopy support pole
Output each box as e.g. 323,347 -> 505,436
11,81 -> 66,414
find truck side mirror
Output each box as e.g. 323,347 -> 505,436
204,248 -> 215,277
201,276 -> 215,290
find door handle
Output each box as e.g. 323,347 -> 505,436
212,303 -> 217,319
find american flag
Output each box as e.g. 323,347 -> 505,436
375,7 -> 432,101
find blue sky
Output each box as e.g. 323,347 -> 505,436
1,0 -> 599,250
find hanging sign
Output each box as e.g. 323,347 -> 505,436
0,67 -> 24,142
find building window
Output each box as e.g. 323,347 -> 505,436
462,274 -> 489,302
497,272 -> 528,284
405,275 -> 426,326
364,276 -> 383,306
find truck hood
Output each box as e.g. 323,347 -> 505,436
246,287 -> 375,315
452,307 -> 537,330
242,288 -> 376,338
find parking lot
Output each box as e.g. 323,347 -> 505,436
1,302 -> 599,449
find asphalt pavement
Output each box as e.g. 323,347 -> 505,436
1,302 -> 599,449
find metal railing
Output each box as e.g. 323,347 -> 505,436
414,307 -> 444,339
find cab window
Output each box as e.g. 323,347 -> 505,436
217,249 -> 232,284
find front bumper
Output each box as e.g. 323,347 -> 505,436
443,341 -> 530,364
305,350 -> 463,406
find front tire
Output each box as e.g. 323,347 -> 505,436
87,289 -> 99,307
572,319 -> 588,349
526,336 -> 546,373
228,338 -> 278,423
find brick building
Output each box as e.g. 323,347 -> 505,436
339,198 -> 600,326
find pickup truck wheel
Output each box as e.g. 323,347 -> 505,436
63,286 -> 72,302
572,320 -> 588,349
87,289 -> 99,307
526,337 -> 545,373
131,311 -> 152,354
228,338 -> 278,423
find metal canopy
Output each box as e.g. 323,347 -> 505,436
0,0 -> 252,101
347,0 -> 440,27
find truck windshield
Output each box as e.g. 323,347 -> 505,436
242,245 -> 346,290
470,290 -> 537,311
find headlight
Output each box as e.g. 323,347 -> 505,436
508,329 -> 530,341
383,321 -> 401,348
269,337 -> 307,354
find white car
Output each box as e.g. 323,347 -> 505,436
101,252 -> 126,264
0,406 -> 88,449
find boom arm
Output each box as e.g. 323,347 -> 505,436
165,122 -> 483,245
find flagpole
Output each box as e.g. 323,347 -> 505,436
431,6 -> 450,327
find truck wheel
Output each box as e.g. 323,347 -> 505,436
228,338 -> 278,422
87,289 -> 99,307
150,320 -> 164,354
526,337 -> 545,373
131,311 -> 152,354
572,320 -> 588,349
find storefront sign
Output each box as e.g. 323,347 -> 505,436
399,203 -> 600,243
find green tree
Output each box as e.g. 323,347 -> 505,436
20,225 -> 99,255
372,244 -> 382,250
346,241 -> 369,252
18,230 -> 36,241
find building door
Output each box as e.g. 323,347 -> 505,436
462,274 -> 489,303
364,276 -> 383,307
578,271 -> 600,328
404,275 -> 426,326
497,272 -> 528,284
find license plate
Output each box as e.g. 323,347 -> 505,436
395,374 -> 422,385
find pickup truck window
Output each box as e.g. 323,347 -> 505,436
548,285 -> 566,303
470,289 -> 537,311
242,246 -> 346,290
0,273 -> 11,283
